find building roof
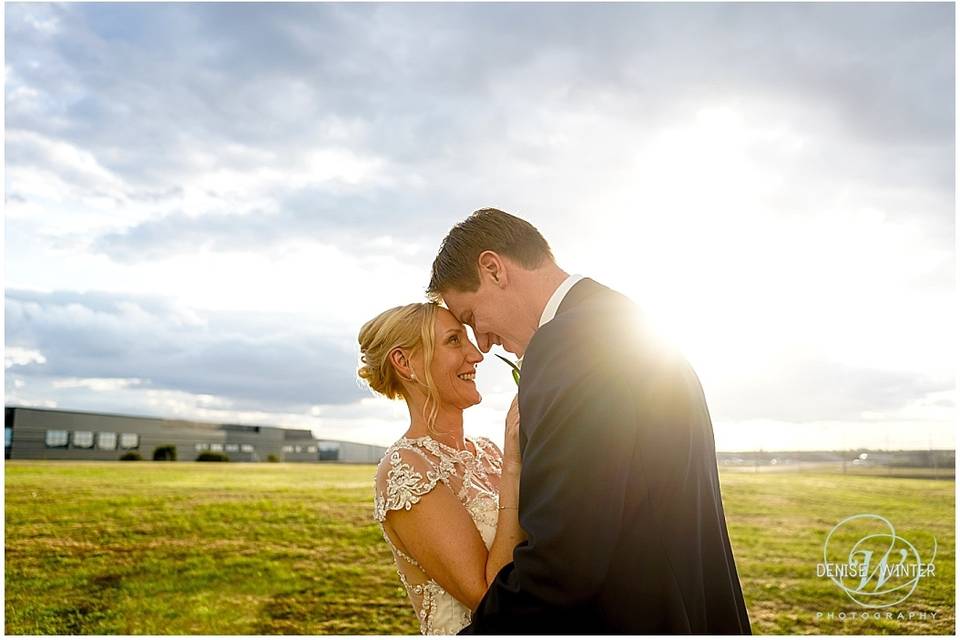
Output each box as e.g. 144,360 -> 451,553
6,405 -> 305,436
6,405 -> 385,449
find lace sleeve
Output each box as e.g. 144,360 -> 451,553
475,436 -> 502,459
373,445 -> 456,523
474,436 -> 503,475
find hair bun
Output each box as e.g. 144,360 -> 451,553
356,362 -> 386,396
357,303 -> 438,401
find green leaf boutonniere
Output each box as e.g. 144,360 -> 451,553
494,354 -> 521,386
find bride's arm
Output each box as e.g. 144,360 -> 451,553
483,394 -> 527,584
384,399 -> 527,610
385,473 -> 525,612
384,479 -> 494,610
383,467 -> 524,611
483,458 -> 525,584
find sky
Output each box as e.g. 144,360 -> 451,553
3,2 -> 955,452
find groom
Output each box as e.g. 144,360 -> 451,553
427,208 -> 752,634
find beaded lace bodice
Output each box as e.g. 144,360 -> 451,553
373,434 -> 503,635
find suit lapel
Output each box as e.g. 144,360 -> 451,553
519,278 -> 605,459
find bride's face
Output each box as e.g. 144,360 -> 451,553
426,308 -> 484,409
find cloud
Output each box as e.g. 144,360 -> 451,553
705,355 -> 952,424
51,377 -> 146,392
88,187 -> 456,264
6,3 -> 952,264
4,346 -> 47,368
5,288 -> 366,411
3,3 -> 953,450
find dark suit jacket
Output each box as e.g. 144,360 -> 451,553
459,278 -> 751,634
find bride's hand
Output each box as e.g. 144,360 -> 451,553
503,394 -> 522,472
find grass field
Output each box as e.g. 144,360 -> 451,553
4,461 -> 955,635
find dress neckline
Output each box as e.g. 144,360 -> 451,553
399,433 -> 479,457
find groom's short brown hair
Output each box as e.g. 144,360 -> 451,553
427,208 -> 554,300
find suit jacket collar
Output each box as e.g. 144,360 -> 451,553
539,274 -> 585,327
555,277 -> 605,316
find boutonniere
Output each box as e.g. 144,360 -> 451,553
494,354 -> 521,386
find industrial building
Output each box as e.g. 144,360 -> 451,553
4,406 -> 385,464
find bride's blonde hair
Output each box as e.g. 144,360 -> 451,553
358,303 -> 443,434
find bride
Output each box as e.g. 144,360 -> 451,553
358,302 -> 526,634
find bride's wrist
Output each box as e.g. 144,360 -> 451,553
501,460 -> 522,475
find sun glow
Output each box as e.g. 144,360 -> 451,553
559,104 -> 953,449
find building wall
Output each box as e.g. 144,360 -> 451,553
5,407 -> 385,464
338,441 -> 389,464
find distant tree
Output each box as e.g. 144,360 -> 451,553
266,454 -> 280,463
196,452 -> 230,462
119,451 -> 143,461
152,445 -> 177,461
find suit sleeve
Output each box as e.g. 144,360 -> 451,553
463,320 -> 647,631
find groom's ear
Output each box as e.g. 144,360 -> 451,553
477,250 -> 507,288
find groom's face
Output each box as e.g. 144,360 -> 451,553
441,279 -> 524,357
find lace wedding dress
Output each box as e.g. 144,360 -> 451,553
373,434 -> 503,634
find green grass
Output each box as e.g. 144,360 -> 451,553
722,471 -> 954,634
4,461 -> 955,634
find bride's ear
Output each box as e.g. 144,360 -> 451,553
389,348 -> 416,382
478,250 -> 507,288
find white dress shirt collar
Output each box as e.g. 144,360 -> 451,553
538,274 -> 585,328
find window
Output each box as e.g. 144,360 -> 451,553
294,445 -> 303,453
225,443 -> 239,452
210,443 -> 224,452
120,433 -> 139,449
195,443 -> 209,451
5,427 -> 12,448
282,445 -> 294,453
97,432 -> 117,450
240,444 -> 254,453
72,431 -> 94,448
317,441 -> 340,461
45,430 -> 68,447
306,445 -> 317,453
